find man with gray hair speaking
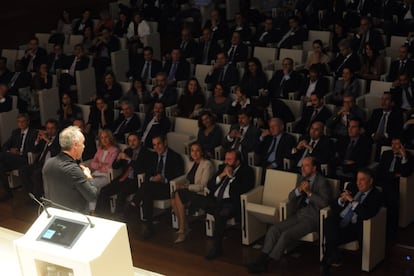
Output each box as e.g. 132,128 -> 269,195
42,126 -> 97,213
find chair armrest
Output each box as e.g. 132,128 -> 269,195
283,158 -> 292,171
380,73 -> 388,82
170,175 -> 187,193
240,186 -> 264,205
165,104 -> 178,117
136,173 -> 145,188
214,145 -> 224,160
247,151 -> 256,166
27,152 -> 39,164
286,118 -> 301,133
323,93 -> 333,104
108,167 -> 123,181
320,164 -> 329,176
279,200 -> 291,221
288,91 -> 299,100
183,138 -> 197,155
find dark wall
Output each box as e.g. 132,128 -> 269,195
0,0 -> 112,49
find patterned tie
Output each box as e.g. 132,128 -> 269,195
216,176 -> 231,200
233,128 -> 244,150
389,155 -> 400,173
339,192 -> 365,227
228,46 -> 235,63
167,62 -> 177,81
267,136 -> 278,164
156,155 -> 164,175
376,112 -> 388,135
141,62 -> 150,80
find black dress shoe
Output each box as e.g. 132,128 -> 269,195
205,247 -> 222,260
247,261 -> 267,274
0,193 -> 13,202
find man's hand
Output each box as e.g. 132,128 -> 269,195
80,165 -> 93,179
340,190 -> 353,203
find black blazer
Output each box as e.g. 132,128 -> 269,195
377,149 -> 413,187
163,59 -> 190,83
145,148 -> 185,183
299,77 -> 330,98
278,27 -> 308,49
143,86 -> 178,108
141,111 -> 171,148
204,20 -> 230,42
34,135 -> 61,164
388,59 -> 414,82
223,124 -> 261,161
392,84 -> 414,110
133,59 -> 163,80
205,64 -> 239,89
63,55 -> 90,71
292,135 -> 334,167
336,135 -> 372,173
2,128 -> 38,157
0,95 -> 13,113
111,113 -> 141,142
207,163 -> 254,220
195,40 -> 220,65
270,98 -> 295,123
366,108 -> 404,142
254,28 -> 279,46
86,106 -> 114,132
257,132 -> 297,168
21,48 -> 48,72
294,106 -> 332,134
7,71 -> 32,95
267,70 -> 303,99
46,53 -> 67,73
177,39 -> 198,59
112,146 -> 151,177
353,28 -> 385,53
330,52 -> 361,76
223,43 -> 249,64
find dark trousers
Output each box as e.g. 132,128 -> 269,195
383,178 -> 400,237
96,177 -> 138,215
323,215 -> 360,262
0,152 -> 28,194
133,181 -> 170,222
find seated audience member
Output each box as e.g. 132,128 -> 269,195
203,9 -> 229,42
392,72 -> 414,112
387,45 -> 414,83
111,101 -> 141,143
46,44 -> 67,74
132,135 -> 184,238
253,17 -> 279,46
228,86 -> 262,125
197,111 -> 223,158
376,137 -> 413,237
299,64 -> 329,101
96,132 -> 150,216
196,149 -> 254,259
86,97 -> 114,137
239,57 -> 268,98
204,82 -> 232,123
366,92 -> 404,157
0,113 -> 37,201
276,16 -> 307,49
256,118 -> 296,170
119,78 -> 146,110
335,118 -> 372,182
0,84 -> 13,113
73,9 -> 94,35
176,27 -> 198,60
329,39 -> 361,78
20,119 -> 60,198
143,72 -> 178,108
230,13 -> 252,42
326,94 -> 366,138
57,93 -> 83,129
31,63 -> 53,91
21,37 -> 47,72
94,9 -> 114,35
195,27 -> 220,65
223,31 -> 249,65
176,78 -> 205,118
126,11 -> 150,64
322,168 -> 382,272
357,42 -> 385,81
205,52 -> 239,90
304,40 -> 330,72
267,58 -> 302,99
403,111 -> 414,148
294,93 -> 332,134
91,27 -> 120,79
113,11 -> 129,38
248,157 -> 331,273
163,48 -> 190,86
8,60 -> 32,112
59,44 -> 90,94
73,118 -> 96,160
352,16 -> 385,55
171,142 -> 216,243
130,46 -> 162,84
330,21 -> 348,56
141,100 -> 171,148
223,109 -> 261,162
97,71 -> 123,108
87,129 -> 119,213
0,57 -> 11,85
332,67 -> 361,105
291,122 -> 334,173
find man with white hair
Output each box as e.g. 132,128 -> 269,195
42,126 -> 97,213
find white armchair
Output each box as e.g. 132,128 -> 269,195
240,169 -> 298,245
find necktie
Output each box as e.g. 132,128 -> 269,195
389,155 -> 400,172
156,155 -> 164,175
267,136 -> 278,164
203,42 -> 210,64
399,61 -> 406,72
228,46 -> 235,62
19,133 -> 25,154
115,119 -> 127,134
119,150 -> 139,182
69,57 -> 78,76
216,176 -> 231,200
8,72 -> 20,88
218,67 -> 225,82
142,62 -> 150,80
310,108 -> 319,122
233,128 -> 244,150
298,140 -> 315,167
376,112 -> 388,135
339,192 -> 365,227
168,62 -> 177,81
344,139 -> 355,160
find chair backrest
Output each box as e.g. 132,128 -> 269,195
1,49 -> 18,70
263,170 -> 298,206
279,48 -> 304,65
34,33 -> 51,49
38,87 -> 60,126
302,41 -> 313,53
174,117 -> 199,136
111,49 -> 129,82
11,95 -> 18,110
0,109 -> 18,145
142,32 -> 161,60
180,154 -> 192,172
308,30 -> 332,46
147,21 -> 158,33
369,80 -> 393,96
75,104 -> 91,124
326,178 -> 341,198
195,64 -> 211,84
363,94 -> 382,111
383,56 -> 392,75
389,36 -> 406,49
253,47 -> 278,67
280,99 -> 303,119
119,37 -> 127,50
136,112 -> 146,125
119,81 -> 131,95
69,35 -> 84,46
357,78 -> 367,96
251,165 -> 263,187
76,67 -> 96,104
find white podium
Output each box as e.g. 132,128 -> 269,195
14,208 -> 134,276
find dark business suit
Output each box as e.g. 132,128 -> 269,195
96,146 -> 151,215
291,135 -> 334,171
205,64 -> 239,89
294,106 -> 333,134
42,152 -> 98,213
299,77 -> 330,98
323,183 -> 383,264
267,70 -> 303,99
0,96 -> 13,113
177,39 -> 198,59
353,28 -> 385,54
195,40 -> 220,65
262,173 -> 331,260
204,20 -> 230,42
132,59 -> 163,81
21,48 -> 47,72
6,71 -> 32,96
330,52 -> 361,76
143,86 -> 178,108
277,27 -> 308,49
111,113 -> 141,143
46,53 -> 67,73
141,112 -> 171,148
254,28 -> 279,46
223,43 -> 249,64
270,98 -> 295,123
392,84 -> 414,111
366,108 -> 404,145
163,59 -> 190,83
134,148 -> 184,222
257,132 -> 297,169
387,59 -> 414,82
223,124 -> 261,162
59,55 -> 90,92
0,69 -> 12,85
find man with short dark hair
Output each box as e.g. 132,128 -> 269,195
21,37 -> 47,72
387,45 -> 414,83
143,72 -> 178,108
267,57 -> 302,99
205,52 -> 239,90
163,48 -> 190,86
111,101 -> 141,143
141,100 -> 171,148
130,46 -> 162,84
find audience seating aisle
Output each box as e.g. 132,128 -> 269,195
1,0 -> 414,274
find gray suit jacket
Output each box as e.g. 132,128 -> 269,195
288,173 -> 331,228
42,152 -> 97,213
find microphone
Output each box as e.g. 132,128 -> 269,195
40,197 -> 95,228
28,193 -> 51,218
